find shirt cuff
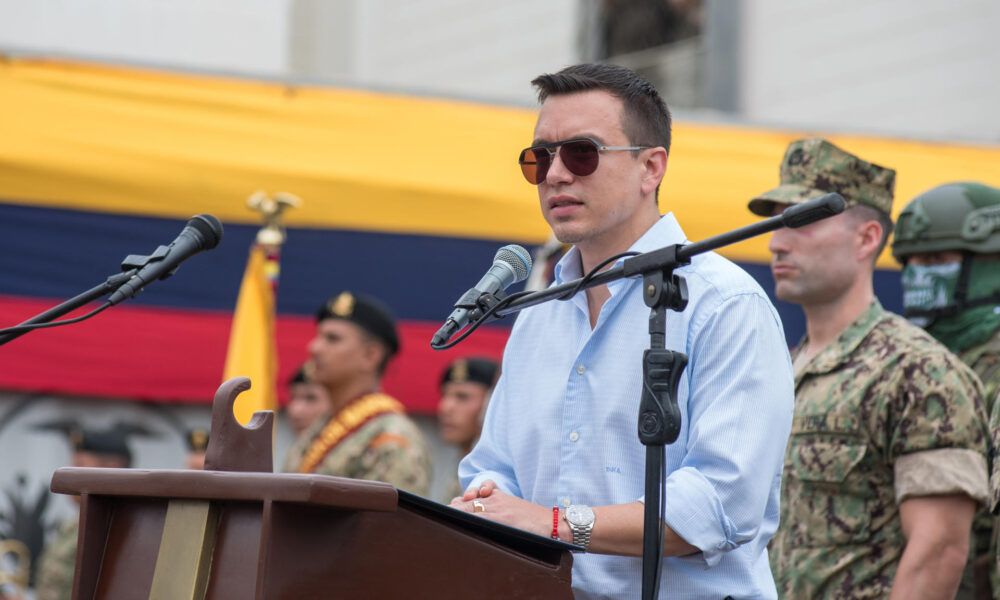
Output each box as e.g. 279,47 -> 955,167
465,471 -> 513,495
656,467 -> 745,568
894,448 -> 988,505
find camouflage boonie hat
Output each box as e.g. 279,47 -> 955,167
748,138 -> 896,217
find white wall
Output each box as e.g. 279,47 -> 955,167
0,0 -> 291,76
0,0 -> 581,106
740,0 -> 1000,142
349,0 -> 581,104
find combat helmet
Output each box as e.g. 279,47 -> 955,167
892,182 -> 1000,262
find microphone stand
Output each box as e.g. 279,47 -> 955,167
0,270 -> 136,346
441,193 -> 844,600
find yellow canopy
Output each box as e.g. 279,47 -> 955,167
2,56 -> 999,267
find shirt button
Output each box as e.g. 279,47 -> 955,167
563,497 -> 572,508
569,431 -> 579,442
576,365 -> 586,374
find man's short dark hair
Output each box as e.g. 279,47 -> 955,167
531,63 -> 672,157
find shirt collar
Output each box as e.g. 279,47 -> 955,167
795,299 -> 887,376
552,214 -> 688,285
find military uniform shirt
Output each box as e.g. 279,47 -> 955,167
34,515 -> 78,600
961,326 -> 1000,415
952,324 -> 1000,600
282,402 -> 432,497
773,300 -> 989,599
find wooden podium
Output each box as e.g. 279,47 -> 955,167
50,378 -> 576,599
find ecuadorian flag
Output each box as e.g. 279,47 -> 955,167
1,57 -> 999,413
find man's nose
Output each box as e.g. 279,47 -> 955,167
768,229 -> 791,256
544,150 -> 574,185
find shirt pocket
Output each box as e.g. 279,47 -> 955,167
784,413 -> 872,548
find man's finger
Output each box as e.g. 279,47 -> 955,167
478,480 -> 497,497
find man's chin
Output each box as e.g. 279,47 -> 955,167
773,283 -> 804,305
549,225 -> 585,246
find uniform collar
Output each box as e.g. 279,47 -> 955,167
794,299 -> 887,379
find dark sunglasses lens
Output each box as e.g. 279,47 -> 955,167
519,148 -> 550,184
560,140 -> 600,177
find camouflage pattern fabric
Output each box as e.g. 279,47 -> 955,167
990,392 -> 1000,600
283,406 -> 431,497
748,137 -> 896,217
33,515 -> 78,600
962,328 -> 1000,416
772,301 -> 989,599
954,326 -> 1000,600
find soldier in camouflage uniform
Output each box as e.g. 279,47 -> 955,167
436,356 -> 499,502
34,427 -> 133,600
282,291 -> 431,496
748,138 -> 990,599
892,182 -> 1000,600
893,183 -> 1000,409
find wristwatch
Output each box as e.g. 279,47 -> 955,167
565,504 -> 595,551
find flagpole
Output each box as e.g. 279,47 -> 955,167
224,191 -> 299,425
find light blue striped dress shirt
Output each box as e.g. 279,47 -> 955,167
460,214 -> 794,599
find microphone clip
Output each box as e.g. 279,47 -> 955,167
452,288 -> 507,325
120,245 -> 178,279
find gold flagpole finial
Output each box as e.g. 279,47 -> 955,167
247,191 -> 301,246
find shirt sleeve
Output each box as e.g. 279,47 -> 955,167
887,350 -> 989,503
458,372 -> 523,497
356,414 -> 433,497
659,292 -> 795,567
894,448 -> 988,504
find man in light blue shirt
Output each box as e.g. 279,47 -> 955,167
451,63 -> 794,599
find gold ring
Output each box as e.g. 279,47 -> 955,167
472,499 -> 486,513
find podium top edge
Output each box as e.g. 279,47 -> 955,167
50,467 -> 398,512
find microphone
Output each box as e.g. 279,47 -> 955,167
108,214 -> 224,305
431,244 -> 532,347
781,193 -> 845,228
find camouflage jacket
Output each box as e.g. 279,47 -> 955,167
34,515 -> 78,600
772,301 -> 989,599
282,394 -> 431,497
955,325 -> 1000,599
960,327 -> 1000,415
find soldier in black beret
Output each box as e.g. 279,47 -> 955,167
438,357 -> 499,454
284,364 -> 332,437
281,291 -> 431,497
437,357 -> 499,501
33,421 -> 145,600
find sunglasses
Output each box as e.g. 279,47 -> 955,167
518,137 -> 651,185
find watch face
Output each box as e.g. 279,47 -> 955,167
567,505 -> 594,526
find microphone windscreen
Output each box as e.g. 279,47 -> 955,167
495,244 -> 532,282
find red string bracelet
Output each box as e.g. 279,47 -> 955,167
551,507 -> 560,540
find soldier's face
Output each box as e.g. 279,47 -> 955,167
287,381 -> 332,435
768,206 -> 862,306
437,381 -> 488,446
308,319 -> 382,388
905,250 -> 963,266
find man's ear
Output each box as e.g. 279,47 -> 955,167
359,337 -> 386,373
640,147 -> 668,197
857,219 -> 885,264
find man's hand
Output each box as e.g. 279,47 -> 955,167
450,481 -> 553,538
450,481 -> 699,557
460,479 -> 498,501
